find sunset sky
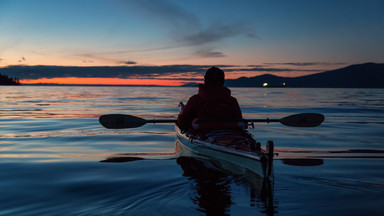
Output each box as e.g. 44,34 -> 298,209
0,0 -> 383,85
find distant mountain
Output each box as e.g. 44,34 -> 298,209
226,74 -> 287,87
181,82 -> 201,87
0,73 -> 20,85
225,63 -> 384,88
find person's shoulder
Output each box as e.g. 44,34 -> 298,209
189,93 -> 202,101
227,89 -> 239,103
231,97 -> 240,104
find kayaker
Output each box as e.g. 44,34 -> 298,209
177,66 -> 244,132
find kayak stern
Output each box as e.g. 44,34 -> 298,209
176,126 -> 273,178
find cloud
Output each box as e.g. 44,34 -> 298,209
133,0 -> 200,30
71,51 -> 140,65
194,48 -> 225,58
130,0 -> 257,58
18,56 -> 26,63
0,64 -> 323,80
246,65 -> 264,67
178,22 -> 257,46
123,61 -> 137,65
0,65 -> 216,79
67,1 -> 257,63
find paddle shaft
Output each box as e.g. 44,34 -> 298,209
145,119 -> 280,124
248,119 -> 280,123
146,119 -> 176,123
99,113 -> 324,129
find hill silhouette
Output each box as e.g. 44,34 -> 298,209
225,63 -> 384,88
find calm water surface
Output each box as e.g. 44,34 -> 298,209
1,86 -> 384,215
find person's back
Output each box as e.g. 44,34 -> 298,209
177,67 -> 243,132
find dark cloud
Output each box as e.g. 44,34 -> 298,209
133,0 -> 200,30
74,52 -> 122,64
179,23 -> 257,46
194,49 -> 225,58
72,52 -> 138,65
131,0 -> 257,58
0,64 -> 323,81
73,1 -> 256,62
18,56 -> 26,63
246,65 -> 264,68
123,61 -> 137,65
0,65 -> 216,79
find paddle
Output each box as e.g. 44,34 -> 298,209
99,113 -> 324,129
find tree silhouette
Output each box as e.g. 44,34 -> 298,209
0,73 -> 20,85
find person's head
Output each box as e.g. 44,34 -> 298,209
204,67 -> 225,86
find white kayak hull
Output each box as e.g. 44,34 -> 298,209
176,126 -> 273,178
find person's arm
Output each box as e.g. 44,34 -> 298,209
231,97 -> 243,119
177,95 -> 199,130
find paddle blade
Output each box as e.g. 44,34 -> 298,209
280,113 -> 325,127
100,157 -> 145,163
99,114 -> 147,129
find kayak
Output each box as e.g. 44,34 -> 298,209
99,106 -> 325,179
176,125 -> 274,178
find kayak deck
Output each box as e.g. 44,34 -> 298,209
176,126 -> 274,178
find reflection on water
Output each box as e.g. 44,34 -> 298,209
1,86 -> 384,215
101,140 -> 277,215
282,158 -> 324,166
177,156 -> 275,216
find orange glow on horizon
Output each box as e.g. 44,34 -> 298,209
21,77 -> 194,86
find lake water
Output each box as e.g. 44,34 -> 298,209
1,86 -> 384,216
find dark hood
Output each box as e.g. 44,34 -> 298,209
198,84 -> 232,101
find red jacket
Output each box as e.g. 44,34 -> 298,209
177,84 -> 243,131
